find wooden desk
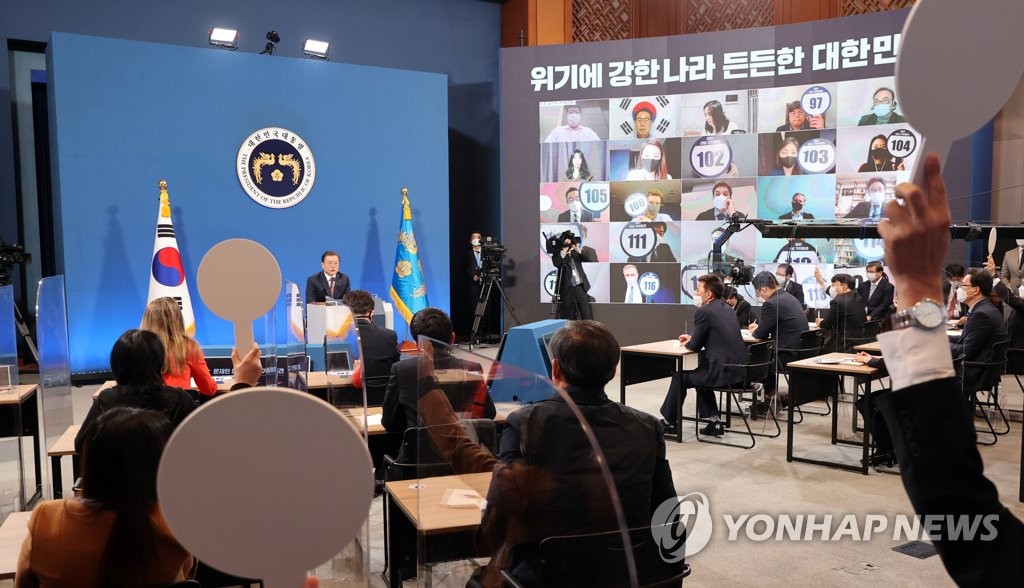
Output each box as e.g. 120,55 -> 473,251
384,472 -> 492,586
786,353 -> 884,475
48,424 -> 81,499
619,339 -> 696,406
853,341 -> 882,353
94,370 -> 355,399
0,385 -> 41,509
338,406 -> 507,437
0,511 -> 31,580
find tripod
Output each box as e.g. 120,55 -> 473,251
12,302 -> 38,364
470,273 -> 519,349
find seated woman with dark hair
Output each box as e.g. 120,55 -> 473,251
74,329 -> 197,453
16,407 -> 196,586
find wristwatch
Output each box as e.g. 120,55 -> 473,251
889,298 -> 945,331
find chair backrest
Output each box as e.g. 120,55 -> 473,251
744,341 -> 774,386
797,329 -> 824,359
538,522 -> 690,588
863,319 -> 882,338
963,340 -> 1009,392
364,375 -> 390,406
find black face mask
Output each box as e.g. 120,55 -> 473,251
780,156 -> 797,168
870,148 -> 889,160
640,157 -> 661,173
791,201 -> 803,212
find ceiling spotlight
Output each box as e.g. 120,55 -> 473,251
302,39 -> 330,60
209,28 -> 238,50
260,30 -> 280,55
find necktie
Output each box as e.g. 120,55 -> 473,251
572,213 -> 578,223
329,277 -> 335,297
474,251 -> 481,268
871,205 -> 880,219
1018,248 -> 1023,271
627,286 -> 637,303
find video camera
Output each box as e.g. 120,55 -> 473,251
545,230 -> 580,256
0,239 -> 31,286
478,236 -> 506,279
716,259 -> 754,286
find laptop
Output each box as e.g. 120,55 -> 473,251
325,349 -> 353,376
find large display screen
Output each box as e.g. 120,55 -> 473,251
537,74 -> 920,308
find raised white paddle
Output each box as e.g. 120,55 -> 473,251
197,239 -> 282,353
896,0 -> 1024,186
158,388 -> 374,587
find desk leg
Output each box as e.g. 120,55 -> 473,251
831,376 -> 840,445
861,378 -> 872,475
51,456 -> 63,499
787,398 -> 794,462
28,393 -> 41,505
384,492 -> 417,587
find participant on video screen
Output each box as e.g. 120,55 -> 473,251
779,192 -> 814,220
545,104 -> 600,143
627,222 -> 676,263
769,137 -> 801,176
621,264 -> 645,303
557,186 -> 594,222
857,86 -> 906,126
702,100 -> 741,135
846,176 -> 890,220
695,181 -> 746,221
630,188 -> 674,222
625,139 -> 672,180
632,101 -> 656,139
565,148 -> 594,181
857,134 -> 905,172
776,101 -> 824,132
774,238 -> 821,265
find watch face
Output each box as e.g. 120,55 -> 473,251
914,301 -> 945,329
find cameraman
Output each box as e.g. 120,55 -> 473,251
466,232 -> 495,340
551,230 -> 593,320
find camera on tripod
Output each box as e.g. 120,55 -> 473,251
0,239 -> 31,286
478,236 -> 506,279
545,230 -> 580,256
716,259 -> 754,286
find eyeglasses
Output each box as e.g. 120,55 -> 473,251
872,98 -> 893,106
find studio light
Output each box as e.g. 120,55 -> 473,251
302,39 -> 330,60
209,28 -> 238,50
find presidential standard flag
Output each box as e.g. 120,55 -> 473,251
389,188 -> 429,324
147,181 -> 196,335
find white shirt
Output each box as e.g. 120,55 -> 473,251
877,328 -> 956,391
544,125 -> 600,143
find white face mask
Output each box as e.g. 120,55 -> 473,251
693,292 -> 704,307
566,112 -> 581,128
625,276 -> 638,287
1016,239 -> 1024,247
713,195 -> 730,211
956,287 -> 967,304
868,190 -> 885,206
568,200 -> 582,213
471,238 -> 480,246
866,272 -> 879,282
775,273 -> 788,285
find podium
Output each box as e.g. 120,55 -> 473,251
306,298 -> 394,345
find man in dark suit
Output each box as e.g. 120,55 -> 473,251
305,250 -> 351,304
749,271 -> 806,406
695,181 -> 745,221
987,255 -> 1024,350
942,263 -> 968,321
778,193 -> 815,220
725,287 -> 751,327
472,321 -> 676,586
556,186 -> 594,223
381,307 -> 495,435
627,222 -> 676,263
660,274 -> 746,436
775,263 -> 805,308
950,268 -> 1007,391
815,274 -> 866,352
856,87 -> 907,126
341,290 -> 400,391
871,154 -> 1022,585
551,233 -> 593,320
857,261 -> 895,320
466,232 -> 498,341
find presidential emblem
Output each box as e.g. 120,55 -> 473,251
236,127 -> 316,209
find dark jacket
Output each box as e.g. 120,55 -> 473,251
877,378 -> 1023,586
627,243 -> 675,263
484,385 -> 676,587
857,112 -> 907,126
551,249 -> 591,294
752,290 -> 806,365
355,318 -> 401,381
820,291 -> 867,352
684,299 -> 748,389
857,278 -> 895,320
781,279 -> 806,307
951,298 -> 1008,365
779,211 -> 815,220
381,355 -> 495,434
305,271 -> 351,303
556,209 -> 594,222
732,298 -> 752,327
993,281 -> 1024,351
75,384 -> 196,453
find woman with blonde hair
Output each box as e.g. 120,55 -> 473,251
141,297 -> 217,396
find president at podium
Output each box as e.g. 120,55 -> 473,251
306,250 -> 351,304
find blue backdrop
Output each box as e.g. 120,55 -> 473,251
47,33 -> 450,373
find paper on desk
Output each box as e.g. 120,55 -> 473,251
365,413 -> 383,427
442,488 -> 487,510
